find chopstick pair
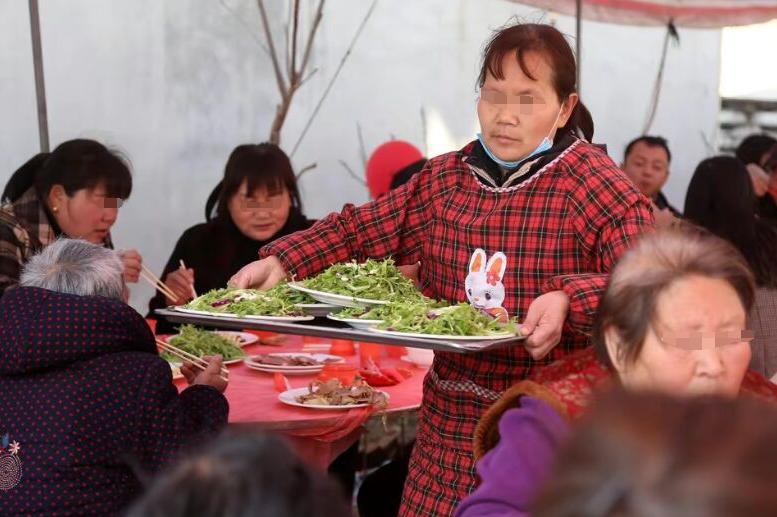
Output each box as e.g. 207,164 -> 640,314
178,260 -> 198,298
156,338 -> 229,382
140,264 -> 180,302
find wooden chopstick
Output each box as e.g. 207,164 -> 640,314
179,260 -> 198,298
156,339 -> 229,382
140,265 -> 180,302
140,270 -> 179,302
156,339 -> 229,375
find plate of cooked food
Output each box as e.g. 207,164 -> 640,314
162,325 -> 247,365
288,258 -> 426,308
174,284 -> 315,321
244,353 -> 344,374
278,379 -> 389,409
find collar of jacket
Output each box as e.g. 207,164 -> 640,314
465,132 -> 579,188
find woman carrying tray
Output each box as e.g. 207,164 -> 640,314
232,23 -> 653,515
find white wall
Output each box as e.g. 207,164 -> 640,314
0,0 -> 721,313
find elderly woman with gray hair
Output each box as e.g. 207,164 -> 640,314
0,238 -> 228,516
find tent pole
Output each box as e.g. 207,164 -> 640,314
28,0 -> 50,152
576,0 -> 582,93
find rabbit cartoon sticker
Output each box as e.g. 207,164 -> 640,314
465,248 -> 509,323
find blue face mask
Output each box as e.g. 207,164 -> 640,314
477,107 -> 563,169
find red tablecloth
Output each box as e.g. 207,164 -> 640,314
170,331 -> 428,467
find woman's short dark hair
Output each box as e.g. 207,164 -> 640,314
592,226 -> 755,368
127,432 -> 349,517
2,139 -> 132,203
478,23 -> 594,142
736,134 -> 777,166
533,391 -> 777,517
684,155 -> 777,288
207,143 -> 302,221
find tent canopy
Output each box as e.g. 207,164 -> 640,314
512,1 -> 777,28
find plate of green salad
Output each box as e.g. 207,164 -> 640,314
163,325 -> 247,365
174,285 -> 315,321
366,303 -> 521,341
289,258 -> 426,308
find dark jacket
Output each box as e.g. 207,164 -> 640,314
0,287 -> 228,516
148,210 -> 314,332
654,190 -> 682,217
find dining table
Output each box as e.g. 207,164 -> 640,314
168,329 -> 429,468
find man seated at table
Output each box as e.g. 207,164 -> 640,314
0,238 -> 228,516
621,135 -> 680,228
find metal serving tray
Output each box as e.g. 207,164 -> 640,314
155,308 -> 526,354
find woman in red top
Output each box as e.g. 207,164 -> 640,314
232,24 -> 653,515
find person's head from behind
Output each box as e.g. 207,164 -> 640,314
477,23 -> 593,163
592,227 -> 754,397
19,139 -> 132,244
533,391 -> 777,517
736,133 -> 776,168
216,143 -> 301,241
20,238 -> 127,300
127,432 -> 350,517
621,136 -> 671,198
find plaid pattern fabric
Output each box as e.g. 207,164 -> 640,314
0,187 -> 113,294
262,138 -> 653,514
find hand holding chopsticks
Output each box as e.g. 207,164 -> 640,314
141,263 -> 196,305
156,338 -> 229,391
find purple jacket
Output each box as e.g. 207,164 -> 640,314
455,397 -> 569,516
0,287 -> 228,516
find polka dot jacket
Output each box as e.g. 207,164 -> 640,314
0,287 -> 229,515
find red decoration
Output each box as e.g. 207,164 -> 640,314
365,140 -> 423,198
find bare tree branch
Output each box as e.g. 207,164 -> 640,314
257,0 -> 288,96
219,0 -> 270,56
357,123 -> 368,167
298,0 -> 325,80
295,162 -> 318,179
339,160 -> 366,185
292,0 -> 379,156
297,67 -> 319,89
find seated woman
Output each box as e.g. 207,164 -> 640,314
533,391 -> 777,517
0,139 -> 142,294
127,432 -> 350,517
456,227 -> 777,517
147,143 -> 313,329
0,238 -> 228,516
684,156 -> 777,380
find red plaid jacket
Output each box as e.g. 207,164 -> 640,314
262,139 -> 653,390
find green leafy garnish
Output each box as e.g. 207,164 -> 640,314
302,258 -> 424,302
185,283 -> 309,317
376,303 -> 516,336
164,325 -> 245,362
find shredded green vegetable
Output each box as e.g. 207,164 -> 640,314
302,258 -> 424,302
184,283 -> 309,316
376,302 -> 516,336
164,325 -> 245,362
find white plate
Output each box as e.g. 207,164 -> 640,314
167,331 -> 258,347
367,327 -> 519,342
278,387 -> 390,410
287,282 -> 389,308
295,303 -> 342,317
172,306 -> 313,322
326,313 -> 383,330
244,353 -> 344,372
